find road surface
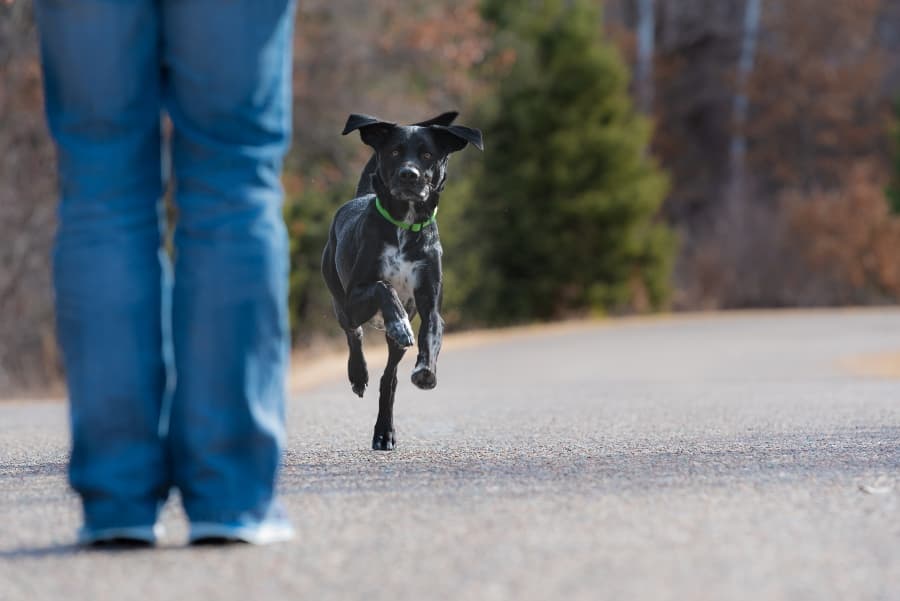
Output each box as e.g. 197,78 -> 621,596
1,310 -> 899,601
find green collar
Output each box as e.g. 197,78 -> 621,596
375,196 -> 438,232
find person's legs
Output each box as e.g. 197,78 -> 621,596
34,0 -> 169,542
161,0 -> 296,543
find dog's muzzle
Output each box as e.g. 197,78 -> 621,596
391,181 -> 431,208
398,165 -> 420,182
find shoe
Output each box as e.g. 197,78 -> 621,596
188,519 -> 294,546
77,523 -> 164,548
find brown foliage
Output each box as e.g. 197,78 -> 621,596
0,2 -> 59,393
680,164 -> 900,309
784,164 -> 900,304
617,0 -> 896,309
290,0 -> 490,190
747,0 -> 889,194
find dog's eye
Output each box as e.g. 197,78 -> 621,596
423,152 -> 432,160
391,149 -> 400,157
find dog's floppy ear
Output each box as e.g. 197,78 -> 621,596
342,114 -> 397,149
429,124 -> 484,153
413,111 -> 459,127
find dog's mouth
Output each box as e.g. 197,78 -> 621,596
390,183 -> 430,209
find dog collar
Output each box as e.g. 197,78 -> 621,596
374,197 -> 437,232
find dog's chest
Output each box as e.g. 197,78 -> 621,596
380,242 -> 421,308
369,242 -> 421,329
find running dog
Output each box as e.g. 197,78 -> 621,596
321,111 -> 483,450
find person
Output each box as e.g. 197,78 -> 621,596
33,0 -> 297,546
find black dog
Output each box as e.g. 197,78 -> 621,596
321,112 -> 483,450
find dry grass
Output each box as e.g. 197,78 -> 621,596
838,351 -> 900,379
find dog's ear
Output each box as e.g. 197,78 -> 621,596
342,114 -> 397,149
413,111 -> 459,127
429,124 -> 484,153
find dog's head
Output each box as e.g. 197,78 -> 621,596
343,112 -> 483,219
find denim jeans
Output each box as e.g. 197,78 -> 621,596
35,0 -> 296,535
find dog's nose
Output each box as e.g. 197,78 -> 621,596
398,165 -> 420,182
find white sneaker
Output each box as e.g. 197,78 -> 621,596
188,520 -> 295,545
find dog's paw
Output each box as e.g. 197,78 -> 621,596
386,317 -> 415,349
348,358 -> 368,398
411,365 -> 437,390
372,425 -> 396,451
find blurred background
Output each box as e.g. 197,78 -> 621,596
1,0 -> 899,395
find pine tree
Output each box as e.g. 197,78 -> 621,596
887,100 -> 900,215
284,181 -> 351,343
475,0 -> 675,321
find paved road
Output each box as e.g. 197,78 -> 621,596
1,310 -> 899,601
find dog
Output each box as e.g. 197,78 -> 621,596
321,111 -> 483,450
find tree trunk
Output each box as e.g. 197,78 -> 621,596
728,0 -> 762,209
635,0 -> 655,113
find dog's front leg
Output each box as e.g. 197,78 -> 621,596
346,281 -> 415,348
411,285 -> 443,390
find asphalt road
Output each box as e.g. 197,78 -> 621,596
1,310 -> 899,601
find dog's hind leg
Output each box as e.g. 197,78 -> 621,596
333,297 -> 368,397
372,335 -> 406,450
345,326 -> 367,397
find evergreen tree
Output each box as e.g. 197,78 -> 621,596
284,181 -> 352,343
475,0 -> 675,321
887,100 -> 900,215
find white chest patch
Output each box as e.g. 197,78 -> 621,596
369,243 -> 422,330
381,244 -> 420,308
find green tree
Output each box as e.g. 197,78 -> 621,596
283,180 -> 353,343
887,100 -> 900,215
436,176 -> 498,329
473,0 -> 675,321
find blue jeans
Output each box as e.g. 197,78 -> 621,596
35,0 -> 296,535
